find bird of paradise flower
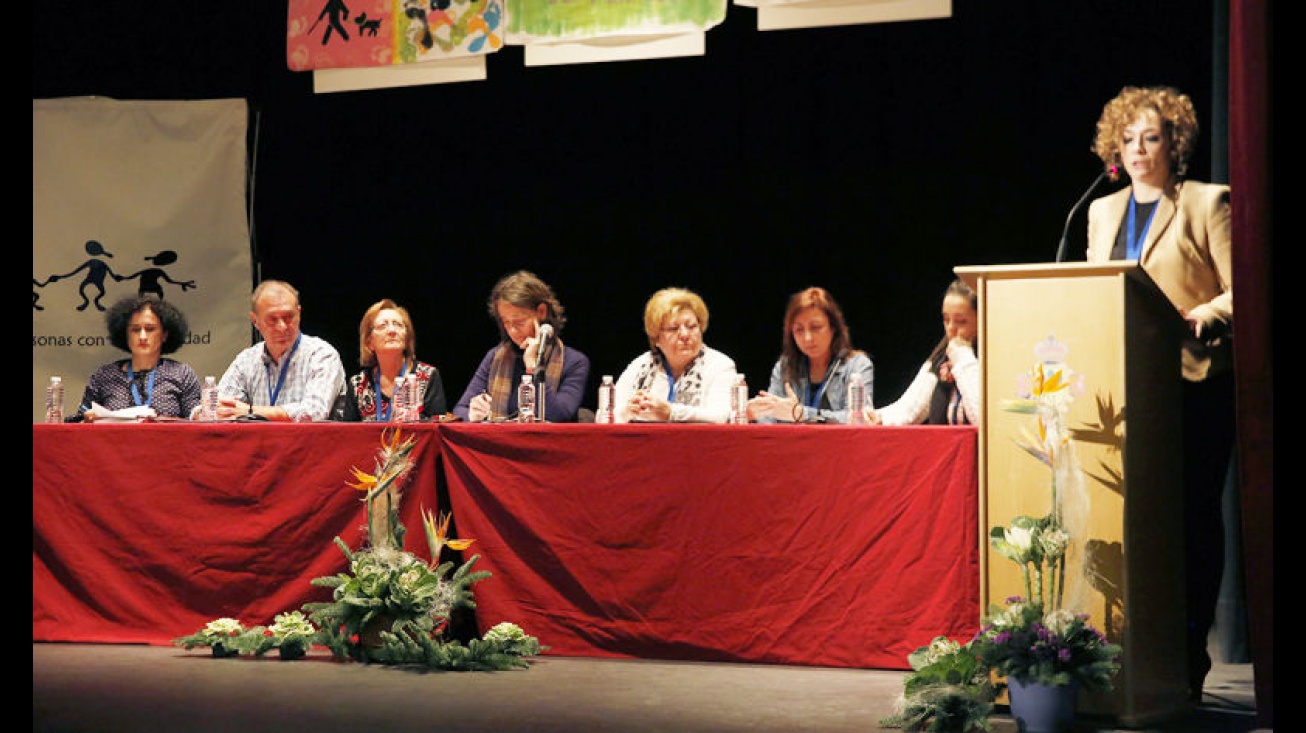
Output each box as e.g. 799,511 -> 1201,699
994,335 -> 1086,610
346,427 -> 418,550
423,508 -> 476,563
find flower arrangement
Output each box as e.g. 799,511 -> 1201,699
979,337 -> 1119,689
880,636 -> 995,732
970,596 -> 1120,692
175,428 -> 544,671
991,336 -> 1086,610
882,336 -> 1120,730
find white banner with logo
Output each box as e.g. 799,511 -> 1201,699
33,97 -> 253,423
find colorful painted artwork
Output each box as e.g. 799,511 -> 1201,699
287,0 -> 506,71
506,0 -> 725,44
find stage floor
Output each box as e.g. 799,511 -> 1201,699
34,642 -> 1263,733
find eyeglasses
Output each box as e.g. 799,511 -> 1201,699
501,316 -> 535,331
372,320 -> 407,333
661,322 -> 700,335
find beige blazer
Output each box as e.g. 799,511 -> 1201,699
1086,179 -> 1232,381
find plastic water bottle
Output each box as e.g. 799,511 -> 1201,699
517,374 -> 536,423
403,374 -> 421,421
846,371 -> 867,425
200,376 -> 219,421
45,376 -> 64,424
730,373 -> 748,424
596,375 -> 616,424
392,375 -> 410,422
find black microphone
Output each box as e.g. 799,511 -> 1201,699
533,323 -> 554,422
534,323 -> 555,375
1054,166 -> 1117,263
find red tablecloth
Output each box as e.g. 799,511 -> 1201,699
34,422 -> 978,670
441,423 -> 979,669
32,423 -> 441,644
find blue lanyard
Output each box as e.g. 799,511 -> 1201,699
804,379 -> 829,410
373,360 -> 409,422
126,363 -> 155,407
265,333 -> 302,406
1126,194 -> 1158,260
663,358 -> 677,401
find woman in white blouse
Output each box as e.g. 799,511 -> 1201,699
614,287 -> 738,423
870,278 -> 980,426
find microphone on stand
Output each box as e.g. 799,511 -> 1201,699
533,323 -> 554,421
534,323 -> 555,374
1054,166 -> 1117,263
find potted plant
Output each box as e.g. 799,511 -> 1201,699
884,337 -> 1123,733
302,429 -> 544,669
173,617 -> 256,658
972,596 -> 1121,689
970,596 -> 1120,733
267,610 -> 316,660
976,338 -> 1121,732
880,636 -> 995,732
174,429 -> 545,672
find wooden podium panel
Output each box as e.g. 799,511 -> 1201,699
955,262 -> 1188,726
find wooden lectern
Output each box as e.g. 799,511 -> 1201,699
954,262 -> 1189,726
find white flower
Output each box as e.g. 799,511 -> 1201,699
1039,528 -> 1070,560
269,611 -> 315,638
1043,608 -> 1077,637
925,636 -> 961,664
992,603 -> 1027,628
205,617 -> 244,635
1005,525 -> 1034,557
483,622 -> 527,644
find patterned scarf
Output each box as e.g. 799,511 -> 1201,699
631,348 -> 706,405
487,339 -> 567,419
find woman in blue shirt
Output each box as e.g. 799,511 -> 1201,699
746,286 -> 874,424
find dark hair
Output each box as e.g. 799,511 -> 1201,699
779,286 -> 855,389
105,295 -> 190,354
927,278 -> 978,368
486,270 -> 566,341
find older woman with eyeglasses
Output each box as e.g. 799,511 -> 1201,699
613,287 -> 739,423
337,298 -> 447,422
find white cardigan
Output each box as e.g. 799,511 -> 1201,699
613,346 -> 737,424
874,341 -> 980,426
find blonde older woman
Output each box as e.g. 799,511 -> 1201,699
613,287 -> 739,423
338,298 -> 447,422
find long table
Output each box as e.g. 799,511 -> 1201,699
33,422 -> 978,670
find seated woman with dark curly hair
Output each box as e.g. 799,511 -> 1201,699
69,294 -> 202,422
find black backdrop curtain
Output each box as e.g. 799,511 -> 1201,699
33,1 -> 1271,723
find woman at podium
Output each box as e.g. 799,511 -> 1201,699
1085,85 -> 1234,703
